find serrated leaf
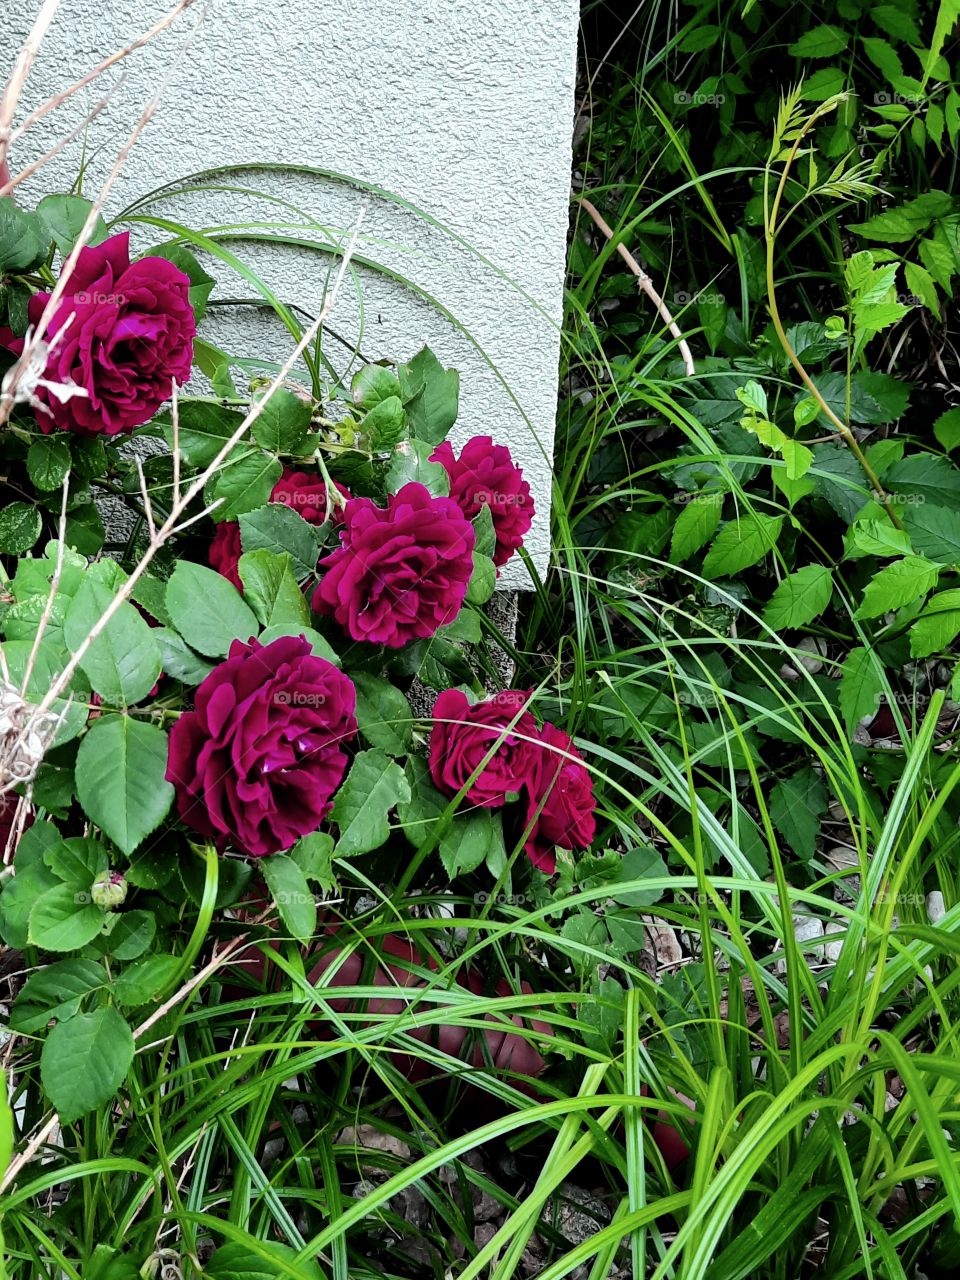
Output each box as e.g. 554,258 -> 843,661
384,438 -> 449,496
850,517 -> 913,558
238,550 -> 310,629
902,504 -> 960,564
909,590 -> 960,658
788,24 -> 848,57
0,198 -> 45,272
75,717 -> 174,855
439,809 -> 504,880
251,387 -> 312,454
212,451 -> 282,521
63,564 -> 162,706
238,503 -> 323,579
160,399 -> 245,468
332,749 -> 411,857
839,646 -> 885,734
353,674 -> 414,756
289,832 -> 335,891
28,884 -> 105,952
934,407 -> 960,453
701,514 -> 783,579
40,1006 -> 133,1124
0,502 -> 42,554
165,561 -> 258,657
397,346 -> 459,445
670,494 -> 723,562
152,244 -> 215,321
26,437 -> 72,491
9,958 -> 107,1034
36,195 -> 108,257
855,555 -> 940,619
261,854 -> 316,943
762,565 -> 833,628
770,767 -> 827,860
885,452 -> 960,503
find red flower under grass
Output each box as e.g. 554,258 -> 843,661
165,634 -> 357,857
429,688 -> 537,808
312,482 -> 475,648
430,435 -> 533,569
522,723 -> 596,873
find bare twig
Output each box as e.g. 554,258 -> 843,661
578,196 -> 696,377
1,87 -> 117,197
0,0 -> 65,181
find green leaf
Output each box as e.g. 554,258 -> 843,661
26,437 -> 72,492
152,244 -> 215,320
205,1241 -> 323,1280
902,504 -> 960,564
839,646 -> 884,734
904,261 -> 940,313
238,549 -> 310,629
611,845 -> 668,907
40,1006 -> 134,1124
352,363 -> 403,410
289,832 -> 336,891
239,503 -> 323,579
0,198 -> 45,272
396,755 -> 448,848
251,387 -> 312,454
76,717 -> 174,855
261,854 -> 316,943
384,438 -> 450,496
934,407 -> 960,453
909,590 -> 960,658
465,552 -> 496,605
670,494 -> 723,562
258,623 -> 339,665
9,958 -> 107,1033
439,809 -> 504,879
397,345 -> 460,445
112,954 -> 181,1008
788,25 -> 848,56
154,627 -> 216,684
94,910 -> 156,961
849,517 -> 913,558
854,555 -> 940,619
36,195 -> 108,257
212,451 -> 283,521
166,561 -> 258,657
770,767 -> 827,860
0,502 -> 42,554
0,638 -> 90,747
160,399 -> 245,468
332,749 -> 412,857
63,564 -> 162,705
28,884 -> 105,952
43,835 -> 108,889
471,503 -> 496,560
359,395 -> 406,450
884,452 -> 960,503
353,673 -> 414,756
701,514 -> 783,579
762,565 -> 833,629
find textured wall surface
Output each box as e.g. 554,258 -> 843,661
4,0 -> 579,586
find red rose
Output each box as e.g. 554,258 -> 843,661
165,634 -> 357,857
0,232 -> 194,436
311,482 -> 475,648
431,436 -> 534,569
209,521 -> 244,589
270,470 -> 350,526
208,468 -> 349,586
0,791 -> 31,859
522,723 -> 596,873
429,688 -> 537,808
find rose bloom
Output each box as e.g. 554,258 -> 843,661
430,435 -> 534,569
208,469 -> 350,588
0,232 -> 194,436
312,482 -> 475,648
429,688 -> 537,808
522,723 -> 596,873
166,634 -> 357,857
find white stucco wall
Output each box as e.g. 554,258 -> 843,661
3,0 -> 579,586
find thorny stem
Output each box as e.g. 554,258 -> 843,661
764,101 -> 903,530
